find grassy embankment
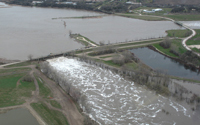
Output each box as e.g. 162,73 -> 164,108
164,14 -> 200,21
116,13 -> 166,21
186,29 -> 200,53
31,102 -> 69,125
153,39 -> 186,58
86,39 -> 163,68
0,62 -> 68,125
35,76 -> 62,109
153,29 -> 192,58
0,68 -> 33,107
71,34 -> 98,46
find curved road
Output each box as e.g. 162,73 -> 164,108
138,14 -> 199,56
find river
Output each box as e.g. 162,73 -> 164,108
0,2 -> 182,60
48,57 -> 200,125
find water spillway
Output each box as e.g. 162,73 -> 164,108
48,57 -> 199,125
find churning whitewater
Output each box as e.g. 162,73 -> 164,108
48,57 -> 197,125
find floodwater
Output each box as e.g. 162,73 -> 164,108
0,2 -> 182,60
48,57 -> 200,125
181,21 -> 200,29
130,47 -> 200,81
0,108 -> 39,125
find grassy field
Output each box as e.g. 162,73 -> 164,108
99,56 -> 112,59
166,29 -> 192,38
0,72 -> 35,107
153,39 -> 187,58
31,102 -> 69,125
186,29 -> 200,45
191,47 -> 200,53
0,67 -> 31,74
164,14 -> 200,21
75,34 -> 98,46
5,61 -> 38,68
114,39 -> 163,47
116,13 -> 166,21
125,61 -> 139,70
36,77 -> 52,98
49,100 -> 62,109
103,60 -> 121,67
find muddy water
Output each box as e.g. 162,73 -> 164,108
181,21 -> 200,29
0,108 -> 39,125
0,2 -> 182,60
130,47 -> 200,81
48,57 -> 200,125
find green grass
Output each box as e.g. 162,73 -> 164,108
166,29 -> 192,38
49,100 -> 62,109
125,61 -> 138,70
31,102 -> 69,125
187,29 -> 200,45
100,56 -> 112,59
153,43 -> 178,58
87,39 -> 162,56
5,61 -> 38,68
153,39 -> 187,58
77,34 -> 98,46
36,77 -> 52,98
116,13 -> 166,21
0,73 -> 35,107
75,48 -> 93,54
103,60 -> 121,67
114,39 -> 162,47
191,47 -> 200,53
164,14 -> 200,21
171,40 -> 187,54
0,67 -> 31,74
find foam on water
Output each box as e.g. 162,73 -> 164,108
48,57 -> 196,125
181,21 -> 200,29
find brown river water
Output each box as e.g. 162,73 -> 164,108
48,57 -> 200,125
0,2 -> 181,60
1,2 -> 200,125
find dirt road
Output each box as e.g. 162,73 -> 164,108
0,64 -> 84,125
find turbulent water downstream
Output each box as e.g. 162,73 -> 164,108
48,57 -> 199,125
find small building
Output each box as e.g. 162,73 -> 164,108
126,1 -> 142,5
152,8 -> 163,12
143,9 -> 155,13
56,2 -> 77,5
32,1 -> 44,5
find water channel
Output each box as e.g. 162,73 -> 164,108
48,57 -> 200,125
0,108 -> 39,125
130,47 -> 200,81
0,2 -> 182,60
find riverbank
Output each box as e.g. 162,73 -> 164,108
44,56 -> 200,124
151,29 -> 200,71
0,61 -> 83,125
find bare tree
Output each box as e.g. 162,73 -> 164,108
28,54 -> 33,61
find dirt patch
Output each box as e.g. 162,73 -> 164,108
194,37 -> 200,41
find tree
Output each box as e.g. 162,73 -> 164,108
28,54 -> 33,61
159,37 -> 171,49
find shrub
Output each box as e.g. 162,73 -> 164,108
23,75 -> 33,82
159,38 -> 171,49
